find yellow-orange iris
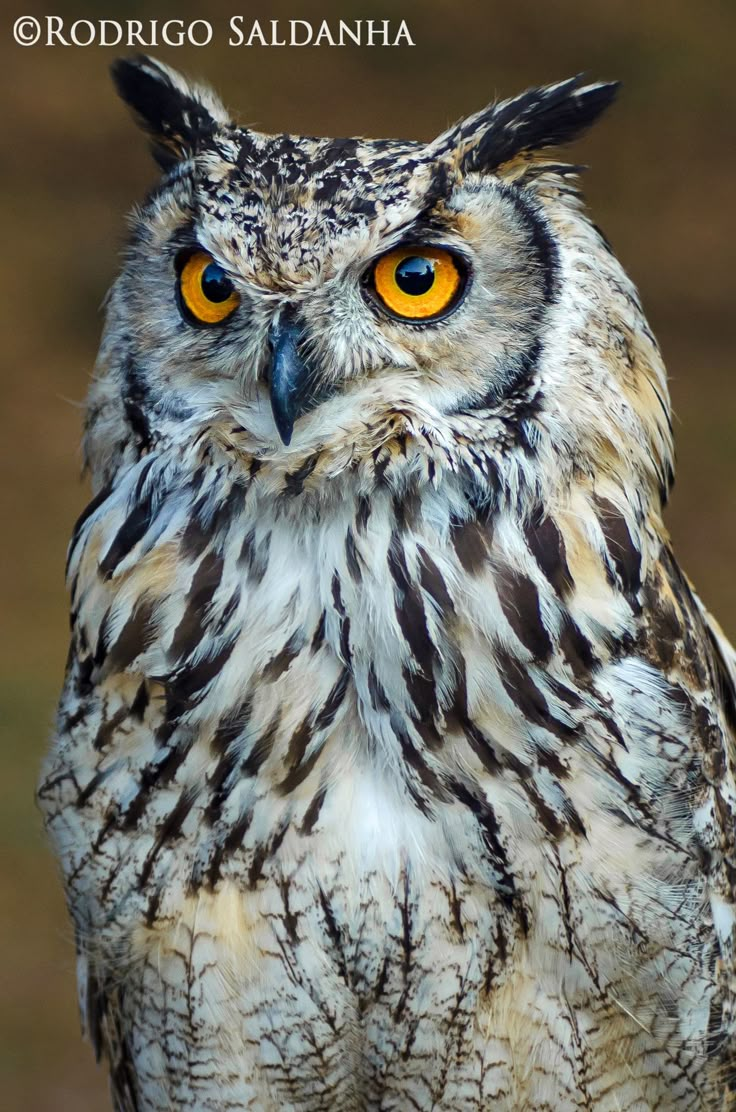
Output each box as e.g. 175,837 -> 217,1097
178,251 -> 240,325
372,246 -> 462,321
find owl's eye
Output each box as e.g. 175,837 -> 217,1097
178,251 -> 240,325
371,246 -> 464,322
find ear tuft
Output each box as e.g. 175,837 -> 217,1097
111,54 -> 230,170
438,76 -> 620,174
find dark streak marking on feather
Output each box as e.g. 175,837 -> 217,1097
497,568 -> 553,662
596,497 -> 641,596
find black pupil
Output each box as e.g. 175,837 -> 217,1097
394,256 -> 435,296
201,262 -> 233,303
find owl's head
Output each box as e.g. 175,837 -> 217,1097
89,56 -> 672,513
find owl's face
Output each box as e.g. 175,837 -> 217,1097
91,57 -> 671,509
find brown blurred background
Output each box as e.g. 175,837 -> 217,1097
1,0 -> 734,1107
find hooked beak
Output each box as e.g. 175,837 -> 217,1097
267,308 -> 311,446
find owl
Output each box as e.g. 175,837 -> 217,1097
39,54 -> 736,1111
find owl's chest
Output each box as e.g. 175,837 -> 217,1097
126,782 -> 522,1110
54,475 -> 719,1107
120,780 -> 715,1112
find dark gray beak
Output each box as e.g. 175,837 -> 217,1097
267,308 -> 311,446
